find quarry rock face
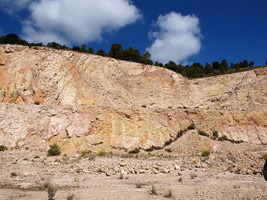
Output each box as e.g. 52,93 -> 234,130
0,44 -> 266,152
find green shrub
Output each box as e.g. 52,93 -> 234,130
212,131 -> 219,138
47,144 -> 61,156
177,130 -> 185,138
218,135 -> 228,141
92,141 -> 103,146
34,101 -> 40,105
0,145 -> 7,152
262,153 -> 267,160
96,150 -> 106,157
201,150 -> 210,157
212,131 -> 219,140
11,172 -> 17,177
227,139 -> 244,144
198,130 -> 209,137
129,148 -> 140,154
187,124 -> 195,130
165,148 -> 172,153
232,140 -> 244,144
218,135 -> 244,144
145,146 -> 162,152
164,139 -> 173,146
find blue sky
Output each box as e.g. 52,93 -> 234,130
0,0 -> 266,66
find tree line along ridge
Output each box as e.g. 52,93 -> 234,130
0,33 -> 265,79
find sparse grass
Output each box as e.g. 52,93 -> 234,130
190,173 -> 197,179
187,124 -> 195,130
135,182 -> 142,188
128,153 -> 134,158
66,193 -> 75,200
151,185 -> 157,195
120,153 -> 130,158
198,130 -> 209,137
165,148 -> 172,153
10,172 -> 17,177
0,145 -> 7,152
43,180 -> 50,189
47,183 -> 58,200
96,150 -> 106,157
47,144 -> 61,156
201,150 -> 210,157
88,153 -> 96,160
129,148 -> 140,154
118,174 -> 124,180
165,189 -> 173,198
262,153 -> 267,160
80,150 -> 92,157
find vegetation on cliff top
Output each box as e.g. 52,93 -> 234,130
0,33 -> 264,79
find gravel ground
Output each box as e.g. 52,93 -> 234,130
1,138 -> 267,200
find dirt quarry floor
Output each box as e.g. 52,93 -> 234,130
1,135 -> 267,200
1,170 -> 267,200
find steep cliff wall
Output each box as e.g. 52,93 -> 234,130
0,45 -> 266,151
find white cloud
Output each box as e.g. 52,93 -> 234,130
146,12 -> 202,64
1,0 -> 142,45
25,0 -> 141,45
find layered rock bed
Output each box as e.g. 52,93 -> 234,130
0,45 -> 267,152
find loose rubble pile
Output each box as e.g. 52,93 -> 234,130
0,139 -> 267,200
0,144 -> 265,182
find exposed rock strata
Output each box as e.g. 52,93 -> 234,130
0,45 -> 266,151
